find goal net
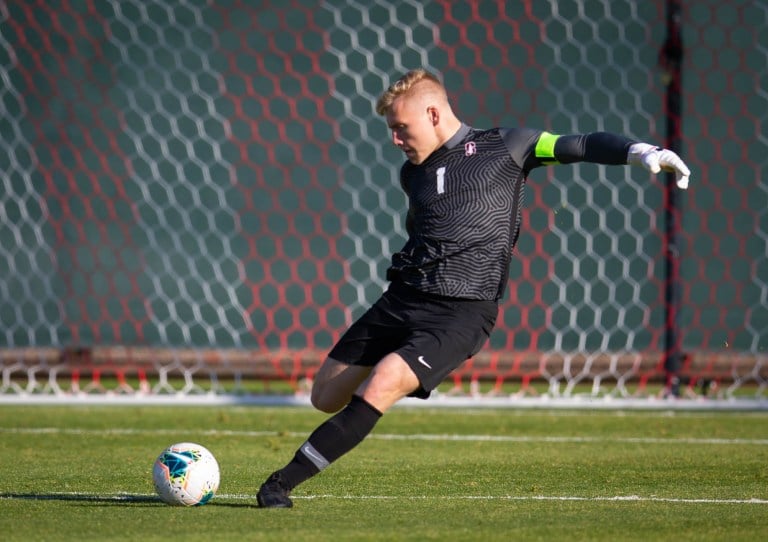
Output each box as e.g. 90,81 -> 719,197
1,0 -> 766,407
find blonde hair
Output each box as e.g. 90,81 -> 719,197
375,69 -> 447,116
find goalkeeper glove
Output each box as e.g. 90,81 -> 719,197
627,143 -> 691,190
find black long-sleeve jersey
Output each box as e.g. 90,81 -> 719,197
386,124 -> 636,301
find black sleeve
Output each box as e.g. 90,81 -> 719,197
500,127 -> 545,172
554,132 -> 636,165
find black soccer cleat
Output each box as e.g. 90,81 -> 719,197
257,472 -> 294,508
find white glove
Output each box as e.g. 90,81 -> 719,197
627,143 -> 691,190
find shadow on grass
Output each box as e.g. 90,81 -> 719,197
0,492 -> 257,508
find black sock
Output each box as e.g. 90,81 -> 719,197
277,395 -> 383,490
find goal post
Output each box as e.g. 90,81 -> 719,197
1,0 -> 766,407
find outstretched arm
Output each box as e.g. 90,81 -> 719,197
531,131 -> 691,190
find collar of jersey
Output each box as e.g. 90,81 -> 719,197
443,123 -> 472,150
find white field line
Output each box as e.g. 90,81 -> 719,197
1,426 -> 767,446
1,491 -> 766,505
293,494 -> 768,505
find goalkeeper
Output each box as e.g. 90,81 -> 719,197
257,68 -> 691,508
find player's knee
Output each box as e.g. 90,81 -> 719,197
310,387 -> 348,414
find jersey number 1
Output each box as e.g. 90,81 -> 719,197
436,166 -> 446,194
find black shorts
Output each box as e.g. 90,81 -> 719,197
327,282 -> 498,399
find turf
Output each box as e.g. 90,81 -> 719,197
1,406 -> 766,541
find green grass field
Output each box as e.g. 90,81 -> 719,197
1,405 -> 766,541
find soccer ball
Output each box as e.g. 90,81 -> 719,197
152,442 -> 220,506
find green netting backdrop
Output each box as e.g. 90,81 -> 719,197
1,1 -> 766,360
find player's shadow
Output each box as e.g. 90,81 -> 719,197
0,492 -> 257,508
0,492 -> 158,506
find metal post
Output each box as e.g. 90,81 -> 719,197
659,0 -> 684,396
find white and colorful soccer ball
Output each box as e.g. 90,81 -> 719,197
152,442 -> 220,506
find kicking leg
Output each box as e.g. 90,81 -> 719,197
257,353 -> 420,508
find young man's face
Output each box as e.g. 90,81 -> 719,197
385,96 -> 440,165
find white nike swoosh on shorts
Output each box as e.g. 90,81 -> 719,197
417,355 -> 432,369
